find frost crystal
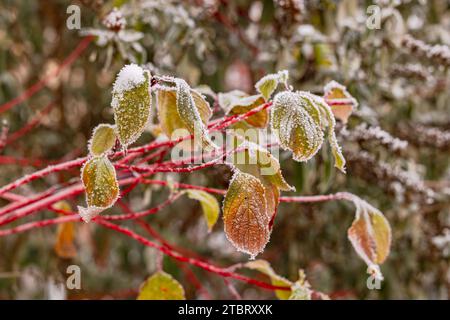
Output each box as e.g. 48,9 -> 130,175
112,64 -> 146,95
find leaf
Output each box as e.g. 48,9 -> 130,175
54,222 -> 77,259
53,201 -> 77,259
347,199 -> 392,279
255,70 -> 288,101
157,87 -> 212,140
323,80 -> 358,123
312,95 -> 346,173
186,190 -> 220,232
233,142 -> 295,192
245,259 -> 292,299
157,88 -> 186,137
88,124 -> 117,156
78,156 -> 119,222
271,91 -> 324,162
222,171 -> 270,258
112,64 -> 151,148
137,271 -> 185,300
175,78 -> 216,149
219,92 -> 268,128
288,270 -> 313,300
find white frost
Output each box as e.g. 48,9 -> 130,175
112,63 -> 146,94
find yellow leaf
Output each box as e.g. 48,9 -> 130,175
88,124 -> 116,156
219,91 -> 268,128
347,200 -> 392,276
54,222 -> 77,259
157,87 -> 211,139
245,259 -> 292,299
223,171 -> 270,258
137,271 -> 185,300
186,190 -> 220,232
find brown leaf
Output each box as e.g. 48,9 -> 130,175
223,171 -> 270,258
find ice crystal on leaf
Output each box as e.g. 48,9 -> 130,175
254,70 -> 289,101
175,78 -> 216,149
222,171 -> 270,259
271,91 -> 346,173
218,91 -> 268,128
88,124 -> 117,156
347,197 -> 392,281
78,156 -> 119,223
112,64 -> 151,148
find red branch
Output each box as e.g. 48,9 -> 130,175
96,219 -> 290,292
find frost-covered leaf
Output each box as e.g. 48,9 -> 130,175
223,171 -> 270,258
157,87 -> 211,140
348,199 -> 392,280
175,78 -> 216,149
78,156 -> 119,222
272,91 -> 346,173
271,91 -> 324,162
233,142 -> 294,192
245,259 -> 292,299
323,80 -> 358,123
157,88 -> 186,137
255,70 -> 288,101
312,95 -> 346,173
186,190 -> 219,232
112,64 -> 151,148
88,124 -> 116,156
137,271 -> 185,300
194,84 -> 217,100
53,201 -> 77,259
219,92 -> 268,128
288,270 -> 313,300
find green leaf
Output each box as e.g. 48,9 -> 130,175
78,156 -> 119,222
313,95 -> 346,173
245,259 -> 292,300
175,78 -> 216,149
223,171 -> 270,258
255,70 -> 288,101
233,142 -> 295,192
112,64 -> 151,148
271,91 -> 324,162
137,271 -> 185,300
88,124 -> 117,156
186,190 -> 220,232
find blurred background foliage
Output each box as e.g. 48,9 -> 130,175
0,0 -> 449,299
